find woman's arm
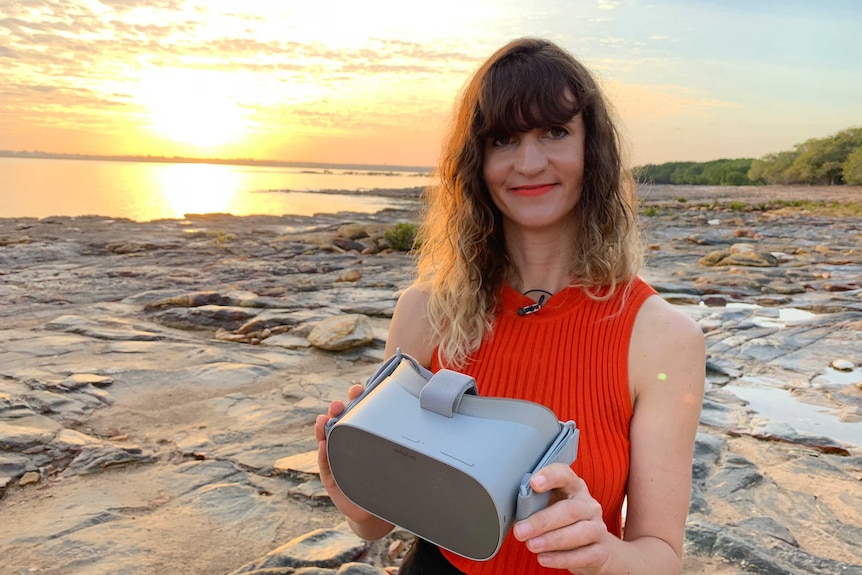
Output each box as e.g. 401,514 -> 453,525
314,284 -> 435,541
513,294 -> 705,574
619,295 -> 705,572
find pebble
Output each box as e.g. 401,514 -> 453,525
18,470 -> 40,486
830,359 -> 855,371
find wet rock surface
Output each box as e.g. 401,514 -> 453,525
0,186 -> 860,574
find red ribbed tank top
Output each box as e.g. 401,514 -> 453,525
430,277 -> 656,575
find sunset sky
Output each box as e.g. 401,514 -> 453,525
1,0 -> 860,168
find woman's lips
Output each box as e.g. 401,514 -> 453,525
511,183 -> 556,197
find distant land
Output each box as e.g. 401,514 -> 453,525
0,150 -> 434,175
6,123 -> 861,187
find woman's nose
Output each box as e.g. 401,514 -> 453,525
513,138 -> 548,175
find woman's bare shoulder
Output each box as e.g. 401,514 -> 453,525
396,283 -> 431,309
635,293 -> 703,343
385,283 -> 435,366
629,294 -> 705,398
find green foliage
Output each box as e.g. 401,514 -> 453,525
748,127 -> 862,185
843,146 -> 862,185
723,198 -> 862,215
384,222 -> 420,251
636,159 -> 756,186
638,126 -> 862,187
748,150 -> 799,184
207,230 -> 237,247
641,206 -> 660,217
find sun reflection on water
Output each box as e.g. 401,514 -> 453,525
149,163 -> 242,219
0,157 -> 429,221
131,162 -> 422,221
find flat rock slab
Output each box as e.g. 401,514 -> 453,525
0,197 -> 860,574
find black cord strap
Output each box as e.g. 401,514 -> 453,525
523,289 -> 554,299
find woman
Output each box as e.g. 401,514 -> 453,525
315,37 -> 705,575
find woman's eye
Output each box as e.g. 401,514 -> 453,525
548,126 -> 569,139
491,136 -> 513,147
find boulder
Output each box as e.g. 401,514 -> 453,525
308,315 -> 374,351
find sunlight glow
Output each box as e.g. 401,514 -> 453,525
152,163 -> 242,218
4,0 -> 856,166
137,69 -> 248,148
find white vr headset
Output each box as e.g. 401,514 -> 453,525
325,349 -> 579,561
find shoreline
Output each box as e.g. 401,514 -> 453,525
1,184 -> 859,224
0,150 -> 434,174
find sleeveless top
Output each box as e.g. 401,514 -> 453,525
429,277 -> 656,575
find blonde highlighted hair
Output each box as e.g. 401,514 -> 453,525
416,37 -> 642,368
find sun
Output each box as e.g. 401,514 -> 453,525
137,69 -> 248,149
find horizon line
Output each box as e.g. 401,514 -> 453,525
0,149 -> 765,172
0,149 -> 436,174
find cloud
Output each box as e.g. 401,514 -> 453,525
2,2 -> 480,86
98,0 -> 186,10
0,17 -> 54,33
3,0 -> 772,164
599,37 -> 626,46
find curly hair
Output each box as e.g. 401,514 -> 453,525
416,37 -> 643,367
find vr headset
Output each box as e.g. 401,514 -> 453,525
325,349 -> 579,561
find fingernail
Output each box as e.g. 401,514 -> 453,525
528,536 -> 545,552
513,522 -> 528,539
532,474 -> 546,488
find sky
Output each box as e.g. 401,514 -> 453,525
1,0 -> 860,168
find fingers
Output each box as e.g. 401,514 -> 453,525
514,496 -> 594,542
528,462 -> 588,496
314,384 -> 366,446
315,383 -> 366,442
532,540 -> 610,571
518,514 -> 604,553
328,399 -> 346,418
326,384 -> 365,419
512,466 -> 609,572
513,464 -> 601,543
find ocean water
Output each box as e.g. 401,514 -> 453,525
0,157 -> 432,221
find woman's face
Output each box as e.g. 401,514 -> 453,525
482,112 -> 586,234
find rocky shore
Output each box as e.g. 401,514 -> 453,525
0,185 -> 860,575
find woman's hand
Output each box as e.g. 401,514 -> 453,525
314,386 -> 395,540
314,385 -> 376,524
512,463 -> 614,574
